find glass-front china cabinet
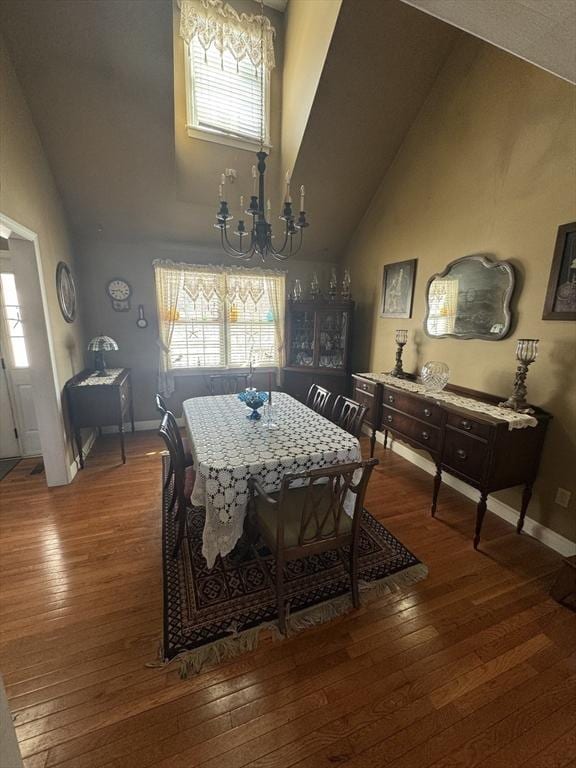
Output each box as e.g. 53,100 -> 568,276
283,299 -> 354,401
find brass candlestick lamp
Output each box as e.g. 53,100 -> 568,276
390,329 -> 409,378
499,339 -> 539,413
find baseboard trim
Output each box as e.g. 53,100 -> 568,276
364,426 -> 576,557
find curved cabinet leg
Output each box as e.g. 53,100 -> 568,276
370,429 -> 376,458
517,484 -> 533,534
383,429 -> 389,450
431,465 -> 442,517
473,491 -> 488,550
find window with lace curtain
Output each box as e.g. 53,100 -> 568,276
179,0 -> 275,150
154,262 -> 285,388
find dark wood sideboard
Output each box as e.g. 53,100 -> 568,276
66,368 -> 135,467
352,374 -> 552,549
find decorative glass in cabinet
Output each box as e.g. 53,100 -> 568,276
288,310 -> 315,367
318,310 -> 348,369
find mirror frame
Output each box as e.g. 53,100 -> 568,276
423,254 -> 516,341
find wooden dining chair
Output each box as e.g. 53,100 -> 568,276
331,395 -> 368,438
209,374 -> 249,396
158,413 -> 195,557
305,384 -> 332,416
155,393 -> 193,513
248,458 -> 378,634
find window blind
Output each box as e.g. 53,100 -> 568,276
155,264 -> 284,372
190,39 -> 266,143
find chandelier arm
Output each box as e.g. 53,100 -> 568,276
267,224 -> 290,256
220,227 -> 256,260
270,229 -> 303,261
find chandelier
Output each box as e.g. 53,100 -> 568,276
214,2 -> 309,262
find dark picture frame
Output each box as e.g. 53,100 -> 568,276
380,259 -> 417,319
542,222 -> 576,320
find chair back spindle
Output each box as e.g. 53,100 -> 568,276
305,384 -> 332,416
209,374 -> 250,396
331,395 -> 368,437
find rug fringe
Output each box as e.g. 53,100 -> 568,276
160,562 -> 428,677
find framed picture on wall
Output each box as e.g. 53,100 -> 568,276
380,259 -> 417,318
542,222 -> 576,320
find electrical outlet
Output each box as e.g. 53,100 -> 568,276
554,488 -> 572,508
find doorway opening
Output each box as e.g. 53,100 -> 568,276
0,213 -> 72,486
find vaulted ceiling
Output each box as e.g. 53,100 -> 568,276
4,1 -> 449,269
0,0 -> 462,262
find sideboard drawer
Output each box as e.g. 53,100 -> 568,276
382,406 -> 441,452
353,376 -> 378,396
443,429 -> 487,482
353,387 -> 377,426
446,412 -> 490,441
382,386 -> 443,426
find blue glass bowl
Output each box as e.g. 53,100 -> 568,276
237,390 -> 269,420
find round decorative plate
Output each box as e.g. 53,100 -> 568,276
56,261 -> 77,323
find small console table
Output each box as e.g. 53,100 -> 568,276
66,368 -> 135,467
352,373 -> 551,549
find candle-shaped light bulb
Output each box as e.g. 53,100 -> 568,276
221,173 -> 226,186
240,194 -> 244,210
252,165 -> 257,194
266,199 -> 271,219
218,184 -> 223,201
300,184 -> 305,211
285,170 -> 292,203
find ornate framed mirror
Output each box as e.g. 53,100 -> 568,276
424,255 -> 515,340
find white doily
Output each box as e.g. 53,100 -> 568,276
358,373 -> 538,430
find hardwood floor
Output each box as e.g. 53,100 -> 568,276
0,432 -> 574,768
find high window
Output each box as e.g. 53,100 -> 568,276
154,261 -> 285,394
179,0 -> 275,150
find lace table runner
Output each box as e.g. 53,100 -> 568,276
183,392 -> 361,569
358,373 -> 538,430
77,369 -> 124,386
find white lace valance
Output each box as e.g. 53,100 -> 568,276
178,0 -> 276,71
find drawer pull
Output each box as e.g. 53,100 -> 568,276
387,394 -> 394,404
460,420 -> 472,431
423,408 -> 432,417
456,448 -> 467,460
362,383 -> 367,390
386,414 -> 393,424
421,431 -> 430,441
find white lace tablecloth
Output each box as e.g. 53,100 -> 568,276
183,392 -> 361,569
358,373 -> 538,430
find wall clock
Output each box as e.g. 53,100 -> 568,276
56,261 -> 77,323
107,278 -> 132,311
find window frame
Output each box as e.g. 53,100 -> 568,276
184,40 -> 272,152
157,266 -> 285,377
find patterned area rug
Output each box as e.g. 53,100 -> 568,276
162,458 -> 427,674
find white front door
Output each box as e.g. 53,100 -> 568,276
0,269 -> 41,457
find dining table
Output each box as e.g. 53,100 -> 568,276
182,391 -> 362,569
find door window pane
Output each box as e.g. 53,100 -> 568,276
0,273 -> 29,368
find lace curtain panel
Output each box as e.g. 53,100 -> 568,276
154,261 -> 286,396
178,0 -> 276,71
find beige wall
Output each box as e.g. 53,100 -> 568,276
343,37 -> 576,541
0,39 -> 85,463
281,0 -> 342,179
77,239 -> 338,422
